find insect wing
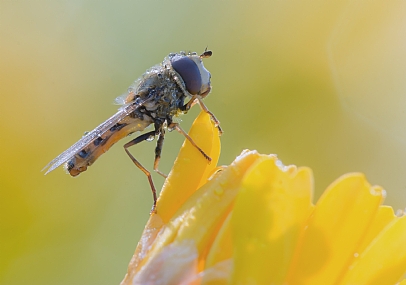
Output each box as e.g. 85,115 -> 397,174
43,100 -> 145,174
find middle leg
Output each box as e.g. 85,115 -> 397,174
168,122 -> 212,162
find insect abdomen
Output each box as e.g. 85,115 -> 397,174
65,116 -> 153,176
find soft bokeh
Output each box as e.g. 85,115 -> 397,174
1,1 -> 406,284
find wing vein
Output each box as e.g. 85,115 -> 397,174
42,100 -> 146,174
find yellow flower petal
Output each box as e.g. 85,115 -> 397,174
357,205 -> 396,254
204,211 -> 233,268
287,173 -> 385,284
231,157 -> 313,284
121,111 -> 219,283
157,110 -> 221,223
167,150 -> 262,261
127,150 -> 262,283
121,114 -> 406,284
130,240 -> 199,285
340,215 -> 406,285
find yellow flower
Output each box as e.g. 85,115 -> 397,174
121,111 -> 406,285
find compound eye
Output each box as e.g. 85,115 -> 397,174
171,55 -> 202,95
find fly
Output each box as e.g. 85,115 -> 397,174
43,49 -> 222,212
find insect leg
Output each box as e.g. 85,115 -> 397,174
153,130 -> 168,179
196,97 -> 223,135
168,122 -> 212,162
123,130 -> 158,213
180,95 -> 198,113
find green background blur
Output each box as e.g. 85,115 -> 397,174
2,1 -> 406,284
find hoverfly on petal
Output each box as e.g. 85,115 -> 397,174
43,49 -> 221,212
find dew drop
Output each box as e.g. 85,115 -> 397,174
219,179 -> 228,188
214,187 -> 224,196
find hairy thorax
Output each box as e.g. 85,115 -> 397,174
126,66 -> 186,122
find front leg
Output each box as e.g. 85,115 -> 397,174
196,97 -> 223,135
181,96 -> 223,135
180,95 -> 198,113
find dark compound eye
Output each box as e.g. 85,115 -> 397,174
171,55 -> 202,95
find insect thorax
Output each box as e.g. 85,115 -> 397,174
128,65 -> 187,122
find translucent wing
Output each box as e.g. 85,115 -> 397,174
43,98 -> 147,174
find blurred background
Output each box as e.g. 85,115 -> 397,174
2,1 -> 406,284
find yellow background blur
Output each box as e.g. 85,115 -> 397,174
2,1 -> 406,284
